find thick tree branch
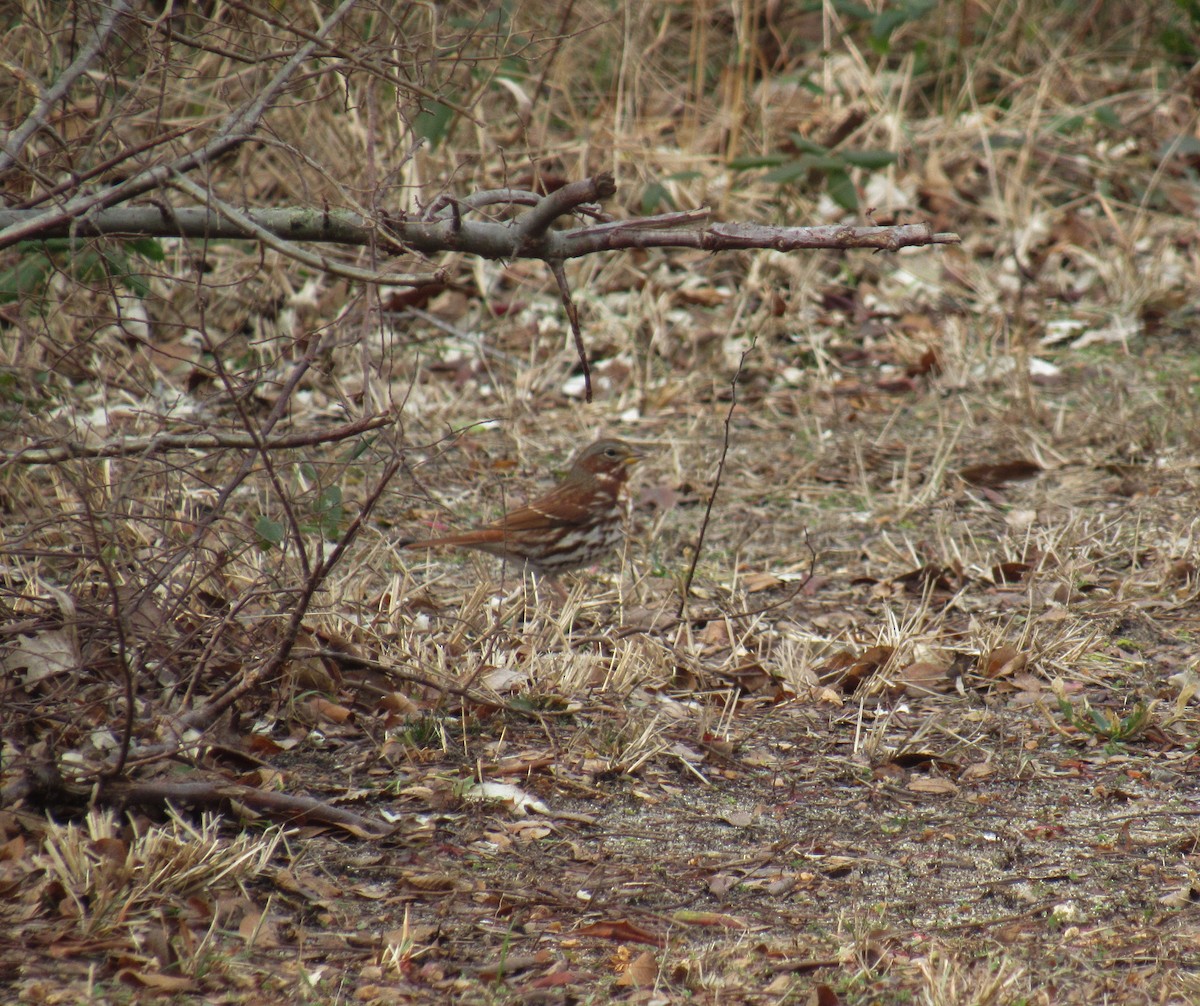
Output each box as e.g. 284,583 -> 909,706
168,173 -> 436,287
0,181 -> 959,266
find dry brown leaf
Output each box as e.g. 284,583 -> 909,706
907,777 -> 959,796
982,645 -> 1028,679
671,910 -> 750,928
722,661 -> 782,696
897,661 -> 953,696
959,459 -> 1043,487
811,984 -> 843,1006
575,919 -> 665,947
238,908 -> 281,948
115,970 -> 195,993
817,645 -> 894,693
743,571 -> 784,592
700,619 -> 730,648
992,561 -> 1033,584
961,761 -> 997,781
307,697 -> 354,724
615,949 -> 659,987
1,629 -> 79,683
378,691 -> 420,715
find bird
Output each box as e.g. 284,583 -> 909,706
400,438 -> 644,582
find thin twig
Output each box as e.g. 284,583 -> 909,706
0,0 -> 358,249
4,413 -> 394,465
0,0 -> 131,174
182,451 -> 406,730
549,259 -> 592,403
677,340 -> 756,618
305,649 -> 511,710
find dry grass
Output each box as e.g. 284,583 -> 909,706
4,0 -> 1200,1002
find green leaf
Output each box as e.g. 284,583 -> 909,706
805,155 -> 847,173
100,249 -> 149,297
641,182 -> 675,214
830,0 -> 874,17
826,169 -> 858,211
0,252 -> 54,303
414,100 -> 456,149
127,237 -> 165,262
312,485 -> 344,538
759,159 -> 812,185
343,436 -> 375,462
787,133 -> 828,155
1050,114 -> 1085,135
1159,135 -> 1200,159
840,149 -> 898,169
728,154 -> 789,171
255,515 -> 285,549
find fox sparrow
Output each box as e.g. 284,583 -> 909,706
401,438 -> 644,579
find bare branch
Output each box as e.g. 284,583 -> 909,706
167,174 -> 437,287
549,259 -> 592,403
0,0 -> 358,250
679,340 -> 755,617
5,413 -> 396,465
104,779 -> 394,839
0,1 -> 132,174
513,174 -> 618,243
0,182 -> 959,265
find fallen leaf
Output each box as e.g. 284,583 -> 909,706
812,983 -> 843,1006
991,561 -> 1032,584
889,564 -> 961,594
897,661 -> 953,697
907,777 -> 959,796
307,697 -> 353,724
116,970 -> 195,992
961,761 -> 997,781
615,950 -> 659,987
2,629 -> 79,683
465,782 -> 550,816
816,646 -> 894,693
959,459 -> 1043,487
742,571 -> 783,593
671,910 -> 750,928
982,645 -> 1028,679
700,619 -> 730,648
575,919 -> 665,947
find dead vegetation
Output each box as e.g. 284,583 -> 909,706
3,0 -> 1200,1002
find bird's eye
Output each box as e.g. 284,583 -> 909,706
606,448 -> 618,457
